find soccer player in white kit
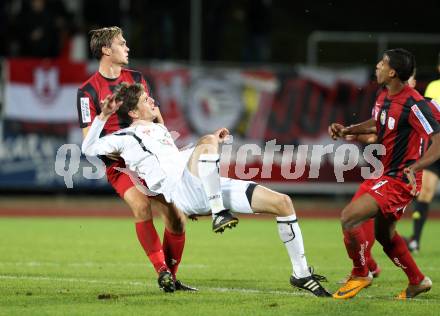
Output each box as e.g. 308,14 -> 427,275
82,83 -> 331,297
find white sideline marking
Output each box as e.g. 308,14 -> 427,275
0,275 -> 306,297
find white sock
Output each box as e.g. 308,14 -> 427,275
198,154 -> 225,217
276,214 -> 311,278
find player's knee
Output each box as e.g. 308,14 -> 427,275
166,214 -> 186,234
375,230 -> 392,248
340,209 -> 355,230
418,188 -> 434,202
274,194 -> 295,216
131,199 -> 153,221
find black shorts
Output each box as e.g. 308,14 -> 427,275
425,159 -> 440,177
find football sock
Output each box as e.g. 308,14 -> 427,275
198,154 -> 226,217
382,232 -> 424,285
362,218 -> 378,272
135,220 -> 168,274
276,215 -> 310,278
343,226 -> 370,277
412,201 -> 429,243
163,229 -> 186,280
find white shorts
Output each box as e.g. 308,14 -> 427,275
171,168 -> 256,216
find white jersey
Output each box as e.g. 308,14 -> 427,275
82,117 -> 190,202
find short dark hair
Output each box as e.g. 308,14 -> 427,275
89,26 -> 122,59
115,82 -> 145,124
384,48 -> 416,82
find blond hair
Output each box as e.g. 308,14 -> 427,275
89,26 -> 122,59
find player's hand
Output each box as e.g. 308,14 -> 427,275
404,167 -> 418,196
328,123 -> 346,140
214,128 -> 230,143
99,94 -> 123,118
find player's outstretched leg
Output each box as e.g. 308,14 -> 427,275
188,134 -> 238,233
198,153 -> 238,233
249,184 -> 331,297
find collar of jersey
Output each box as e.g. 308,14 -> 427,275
98,72 -> 120,81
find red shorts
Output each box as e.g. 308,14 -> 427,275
352,176 -> 417,220
106,159 -> 136,198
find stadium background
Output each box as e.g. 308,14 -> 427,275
1,0 -> 440,204
1,1 -> 440,314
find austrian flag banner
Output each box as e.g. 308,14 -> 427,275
4,59 -> 87,122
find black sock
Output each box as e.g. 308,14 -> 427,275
412,201 -> 429,243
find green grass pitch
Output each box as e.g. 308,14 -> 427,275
0,217 -> 439,315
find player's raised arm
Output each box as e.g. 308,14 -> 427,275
82,95 -> 123,156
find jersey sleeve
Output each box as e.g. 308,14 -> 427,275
409,99 -> 440,137
77,88 -> 97,128
82,117 -> 125,156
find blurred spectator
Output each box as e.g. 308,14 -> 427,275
0,1 -> 7,56
8,0 -> 73,58
129,0 -> 189,60
203,0 -> 228,61
242,0 -> 271,63
83,0 -> 120,32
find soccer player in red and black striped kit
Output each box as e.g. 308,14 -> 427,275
77,26 -> 195,292
329,48 -> 440,299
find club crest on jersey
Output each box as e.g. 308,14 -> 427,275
380,110 -> 386,125
388,117 -> 395,130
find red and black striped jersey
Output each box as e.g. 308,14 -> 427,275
372,85 -> 440,182
76,69 -> 150,135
